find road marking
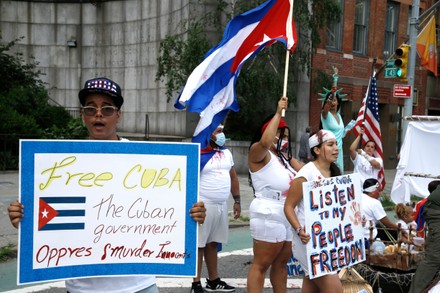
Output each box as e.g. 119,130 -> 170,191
3,281 -> 65,293
219,247 -> 253,257
156,277 -> 302,288
2,248 -> 302,292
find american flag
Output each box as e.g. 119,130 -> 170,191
352,76 -> 386,190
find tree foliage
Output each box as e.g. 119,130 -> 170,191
156,21 -> 211,102
0,36 -> 46,93
156,0 -> 341,139
0,36 -> 87,169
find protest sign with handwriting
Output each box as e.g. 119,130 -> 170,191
303,173 -> 365,279
18,140 -> 199,284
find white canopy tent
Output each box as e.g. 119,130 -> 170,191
391,116 -> 440,203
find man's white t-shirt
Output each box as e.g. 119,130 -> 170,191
361,193 -> 387,239
199,149 -> 234,204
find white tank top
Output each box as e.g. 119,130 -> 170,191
250,151 -> 296,202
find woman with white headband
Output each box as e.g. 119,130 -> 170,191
284,129 -> 343,293
247,96 -> 304,293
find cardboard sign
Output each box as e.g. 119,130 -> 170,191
303,173 -> 365,279
18,140 -> 200,284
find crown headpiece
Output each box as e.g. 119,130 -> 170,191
318,66 -> 348,102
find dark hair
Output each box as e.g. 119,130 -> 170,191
428,180 -> 440,193
248,114 -> 294,188
363,178 -> 379,191
322,92 -> 342,112
363,140 -> 376,149
319,92 -> 342,130
309,131 -> 341,177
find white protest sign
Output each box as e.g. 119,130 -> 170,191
303,173 -> 365,279
18,140 -> 199,284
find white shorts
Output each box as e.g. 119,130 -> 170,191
198,202 -> 229,247
249,198 -> 293,243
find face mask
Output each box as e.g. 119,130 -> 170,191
280,139 -> 288,151
214,133 -> 226,147
274,136 -> 288,151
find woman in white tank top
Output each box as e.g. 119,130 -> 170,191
247,97 -> 304,293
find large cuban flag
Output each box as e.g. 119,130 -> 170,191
175,0 -> 297,148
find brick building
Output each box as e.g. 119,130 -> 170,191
309,0 -> 439,170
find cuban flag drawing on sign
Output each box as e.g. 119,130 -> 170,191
38,197 -> 86,231
175,0 -> 297,148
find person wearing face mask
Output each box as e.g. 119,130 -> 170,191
247,97 -> 304,293
191,125 -> 240,293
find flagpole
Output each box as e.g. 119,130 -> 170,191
281,0 -> 294,117
281,50 -> 290,117
358,58 -> 377,149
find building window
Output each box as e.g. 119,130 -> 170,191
353,0 -> 368,55
326,0 -> 344,50
384,1 -> 399,59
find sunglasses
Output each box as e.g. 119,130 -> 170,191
81,106 -> 118,117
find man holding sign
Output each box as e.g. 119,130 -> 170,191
8,77 -> 206,292
285,130 -> 365,293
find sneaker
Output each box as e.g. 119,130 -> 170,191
205,278 -> 235,292
190,281 -> 204,293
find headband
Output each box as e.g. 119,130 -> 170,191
363,182 -> 380,193
261,118 -> 288,134
309,130 -> 336,148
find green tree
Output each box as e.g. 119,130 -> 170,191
156,20 -> 211,103
156,0 -> 341,139
0,36 -> 87,169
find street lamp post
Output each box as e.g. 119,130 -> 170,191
402,0 -> 419,142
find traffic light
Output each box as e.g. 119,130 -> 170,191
394,44 -> 410,80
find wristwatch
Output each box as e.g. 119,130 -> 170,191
295,226 -> 303,235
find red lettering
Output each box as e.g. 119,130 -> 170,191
36,245 -> 93,267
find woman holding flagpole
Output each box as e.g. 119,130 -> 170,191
284,129 -> 343,293
247,96 -> 303,293
349,126 -> 383,184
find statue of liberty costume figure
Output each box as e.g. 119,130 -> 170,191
319,67 -> 353,173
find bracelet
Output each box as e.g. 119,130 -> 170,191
234,201 -> 241,204
295,226 -> 303,235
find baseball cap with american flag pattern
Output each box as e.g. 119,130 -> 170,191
78,77 -> 124,108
